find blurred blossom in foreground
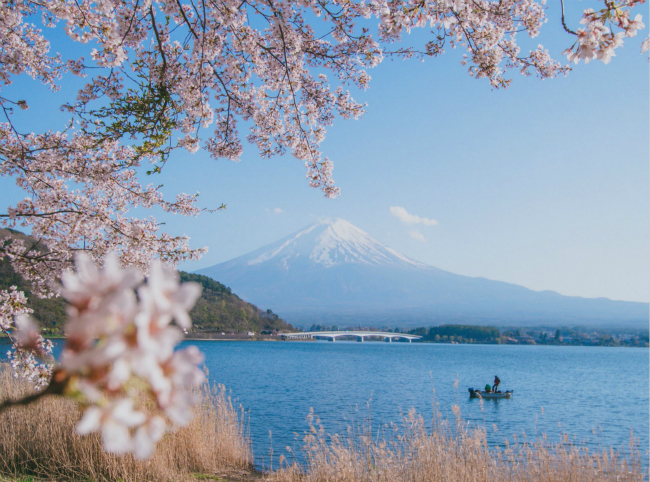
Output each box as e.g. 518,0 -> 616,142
3,253 -> 204,459
1,287 -> 54,390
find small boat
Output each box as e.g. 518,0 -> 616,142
468,388 -> 513,399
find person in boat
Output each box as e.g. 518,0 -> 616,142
484,383 -> 492,393
492,375 -> 501,393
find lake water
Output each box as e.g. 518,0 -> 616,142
3,340 -> 648,469
193,341 -> 649,469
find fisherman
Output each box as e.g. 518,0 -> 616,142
492,375 -> 501,392
484,383 -> 492,393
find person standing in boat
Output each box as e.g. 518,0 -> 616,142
492,375 -> 501,392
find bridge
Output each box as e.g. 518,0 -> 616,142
280,331 -> 422,343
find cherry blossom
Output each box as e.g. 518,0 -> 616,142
0,254 -> 205,459
1,287 -> 54,389
641,37 -> 650,52
0,286 -> 31,332
563,2 -> 646,64
7,347 -> 53,391
138,262 -> 202,330
76,399 -> 148,454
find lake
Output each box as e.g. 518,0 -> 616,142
193,341 -> 649,469
2,339 -> 648,469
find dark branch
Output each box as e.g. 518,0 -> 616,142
560,0 -> 578,35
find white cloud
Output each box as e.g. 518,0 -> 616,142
389,206 -> 438,226
409,230 -> 427,243
265,207 -> 284,214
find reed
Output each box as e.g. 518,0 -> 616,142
0,365 -> 252,482
267,404 -> 645,482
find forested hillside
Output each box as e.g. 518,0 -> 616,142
0,228 -> 67,334
179,272 -> 294,334
1,228 -> 293,336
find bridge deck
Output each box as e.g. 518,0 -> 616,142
281,331 -> 422,342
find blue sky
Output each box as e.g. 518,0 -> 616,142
1,5 -> 648,303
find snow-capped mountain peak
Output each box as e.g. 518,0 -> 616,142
245,218 -> 427,270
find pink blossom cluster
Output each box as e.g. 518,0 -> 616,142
1,287 -> 53,389
376,0 -> 567,88
9,254 -> 205,459
564,4 -> 646,64
0,286 -> 31,331
0,127 -> 207,298
8,315 -> 54,390
1,1 -> 644,218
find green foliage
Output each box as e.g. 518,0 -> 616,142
0,229 -> 67,334
179,272 -> 294,335
411,327 -> 427,337
192,474 -> 225,480
423,325 -> 500,342
180,271 -> 232,295
84,81 -> 179,174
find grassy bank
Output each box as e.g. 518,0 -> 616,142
0,366 -> 253,481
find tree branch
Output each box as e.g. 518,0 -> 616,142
560,0 -> 578,35
0,369 -> 68,415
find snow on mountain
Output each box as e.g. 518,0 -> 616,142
197,219 -> 648,329
245,218 -> 427,270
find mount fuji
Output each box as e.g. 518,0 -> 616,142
197,219 -> 648,329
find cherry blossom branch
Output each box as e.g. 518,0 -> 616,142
0,368 -> 68,415
0,389 -> 50,414
560,0 -> 578,35
149,5 -> 168,78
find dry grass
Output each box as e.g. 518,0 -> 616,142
0,365 -> 252,481
266,405 -> 646,482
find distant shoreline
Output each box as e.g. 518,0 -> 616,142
185,338 -> 649,348
1,335 -> 647,348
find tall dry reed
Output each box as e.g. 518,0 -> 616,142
0,364 -> 252,481
267,403 -> 645,482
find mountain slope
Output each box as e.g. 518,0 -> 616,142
197,219 -> 649,329
179,272 -> 294,334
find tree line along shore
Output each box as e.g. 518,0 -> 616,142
300,324 -> 649,347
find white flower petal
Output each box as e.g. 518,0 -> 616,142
112,399 -> 147,427
102,421 -> 133,454
133,416 -> 166,459
76,407 -> 102,435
